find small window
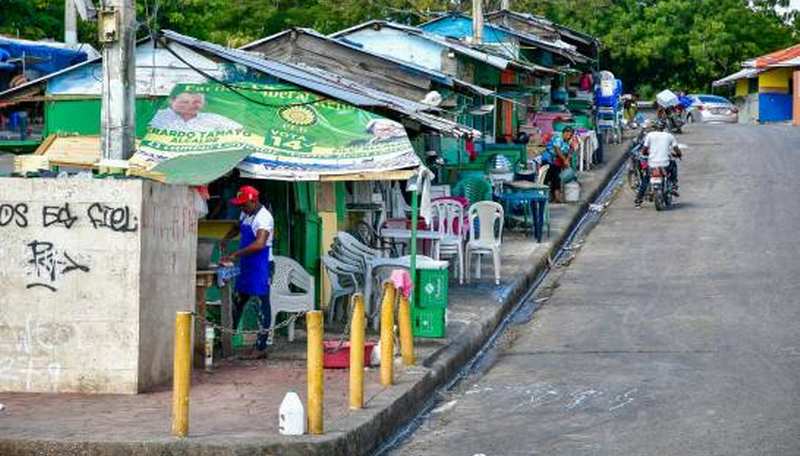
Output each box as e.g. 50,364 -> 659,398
748,77 -> 758,94
698,95 -> 731,104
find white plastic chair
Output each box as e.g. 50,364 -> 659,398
431,198 -> 465,284
465,201 -> 504,285
321,254 -> 361,324
536,164 -> 550,186
269,256 -> 315,343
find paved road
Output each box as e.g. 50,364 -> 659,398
391,124 -> 800,456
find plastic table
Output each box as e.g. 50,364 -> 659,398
496,182 -> 550,242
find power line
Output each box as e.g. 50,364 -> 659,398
157,36 -> 330,109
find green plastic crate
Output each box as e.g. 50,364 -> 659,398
232,300 -> 260,348
415,267 -> 449,309
411,306 -> 446,338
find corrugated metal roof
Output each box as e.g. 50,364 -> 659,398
162,30 -> 479,138
753,43 -> 800,69
418,13 -> 589,64
330,20 -> 560,75
490,10 -> 598,47
712,68 -> 762,87
241,28 -> 455,88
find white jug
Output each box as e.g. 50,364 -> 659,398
278,391 -> 305,435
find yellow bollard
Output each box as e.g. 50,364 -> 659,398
380,283 -> 396,386
398,294 -> 416,366
349,294 -> 365,410
171,311 -> 192,438
306,310 -> 324,434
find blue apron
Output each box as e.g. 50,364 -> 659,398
236,217 -> 270,296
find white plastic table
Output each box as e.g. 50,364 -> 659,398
379,228 -> 444,260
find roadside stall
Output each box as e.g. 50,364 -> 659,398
127,81 -> 442,361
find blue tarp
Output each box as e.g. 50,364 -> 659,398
0,37 -> 88,78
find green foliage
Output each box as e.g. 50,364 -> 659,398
516,0 -> 797,93
0,0 -> 64,39
1,0 -> 797,93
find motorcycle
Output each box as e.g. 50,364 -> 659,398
650,163 -> 676,211
664,106 -> 684,134
626,129 -> 649,193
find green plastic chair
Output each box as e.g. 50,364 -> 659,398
452,176 -> 493,205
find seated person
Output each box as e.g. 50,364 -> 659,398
542,127 -> 575,203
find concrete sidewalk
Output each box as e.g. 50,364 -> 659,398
0,140 -> 629,456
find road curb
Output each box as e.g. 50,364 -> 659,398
0,141 -> 631,456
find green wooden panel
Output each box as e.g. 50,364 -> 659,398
44,97 -> 164,138
474,63 -> 501,86
335,182 -> 346,224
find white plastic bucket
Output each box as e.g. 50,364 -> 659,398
564,181 -> 581,203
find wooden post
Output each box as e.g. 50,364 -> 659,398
171,312 -> 192,438
349,294 -> 365,410
193,273 -> 214,368
220,281 -> 233,357
793,71 -> 800,127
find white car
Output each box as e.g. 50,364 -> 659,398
686,94 -> 738,124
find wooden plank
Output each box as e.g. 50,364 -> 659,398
317,182 -> 337,212
34,134 -> 57,155
320,169 -> 415,182
40,136 -> 101,167
14,155 -> 50,173
318,211 -> 338,310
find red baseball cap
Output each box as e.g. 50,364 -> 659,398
230,185 -> 259,206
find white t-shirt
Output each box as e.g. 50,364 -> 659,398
150,108 -> 243,132
643,131 -> 677,168
240,206 -> 274,259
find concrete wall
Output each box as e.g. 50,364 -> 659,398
735,79 -> 749,98
137,181 -> 197,390
0,178 -> 196,394
759,67 -> 793,93
737,93 -> 759,124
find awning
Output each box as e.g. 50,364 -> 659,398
128,82 -> 421,185
712,68 -> 762,87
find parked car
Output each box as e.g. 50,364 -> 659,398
686,94 -> 738,124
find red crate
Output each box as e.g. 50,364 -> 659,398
323,340 -> 376,369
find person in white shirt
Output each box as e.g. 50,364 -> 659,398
150,92 -> 243,132
635,122 -> 682,208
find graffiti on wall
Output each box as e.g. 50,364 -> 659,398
0,201 -> 138,292
25,241 -> 90,292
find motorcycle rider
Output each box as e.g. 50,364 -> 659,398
635,120 -> 682,209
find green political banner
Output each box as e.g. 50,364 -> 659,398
129,82 -> 419,184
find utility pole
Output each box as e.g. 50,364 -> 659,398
99,0 -> 136,160
501,0 -> 510,10
472,0 -> 483,43
64,0 -> 78,46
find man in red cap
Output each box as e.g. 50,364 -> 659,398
221,185 -> 274,355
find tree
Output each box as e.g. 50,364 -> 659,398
2,0 -> 796,94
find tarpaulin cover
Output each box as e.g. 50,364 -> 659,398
0,37 -> 88,77
128,82 -> 419,184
